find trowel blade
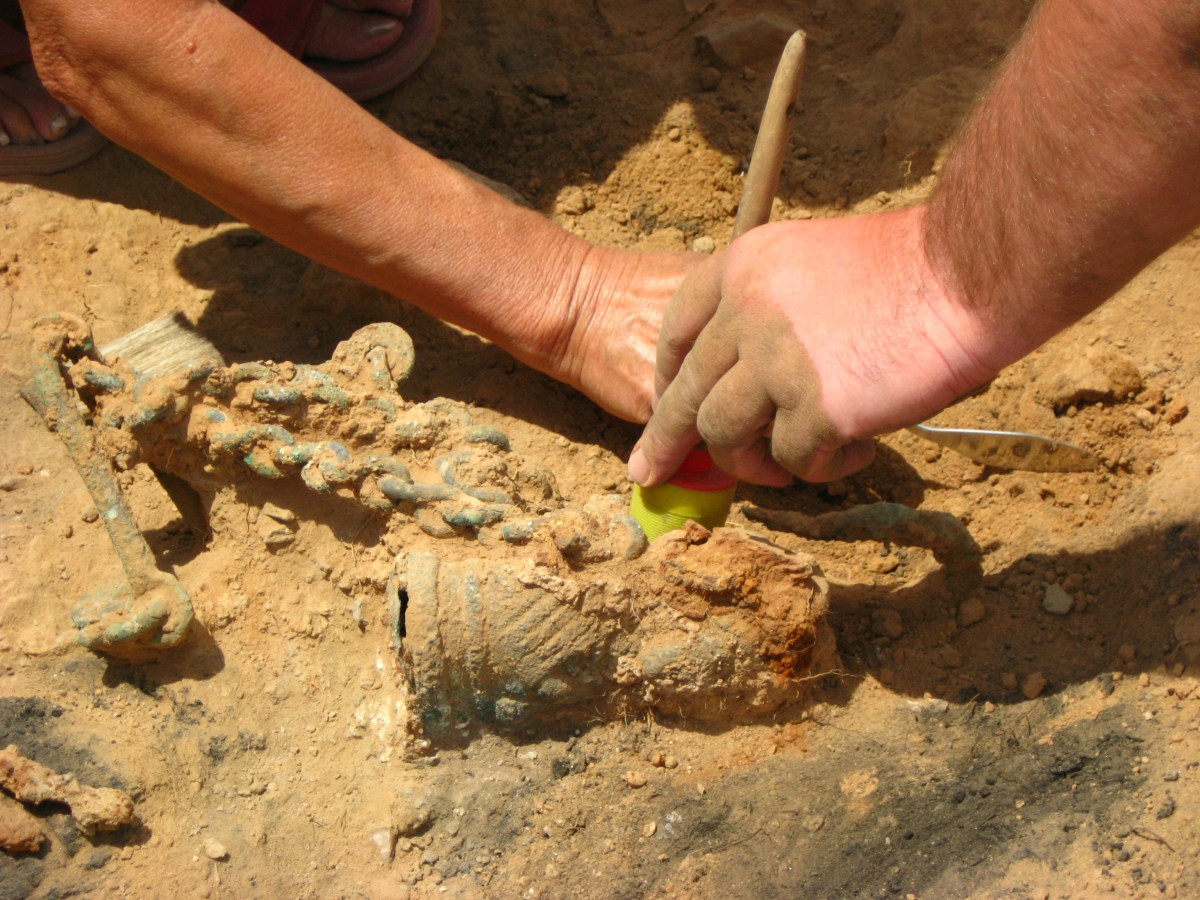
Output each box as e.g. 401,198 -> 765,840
907,424 -> 1100,473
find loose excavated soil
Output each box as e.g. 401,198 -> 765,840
3,1 -> 1200,897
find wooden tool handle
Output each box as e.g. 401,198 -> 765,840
731,31 -> 808,239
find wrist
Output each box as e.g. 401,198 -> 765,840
828,206 -> 999,430
906,204 -> 1007,397
548,243 -> 696,422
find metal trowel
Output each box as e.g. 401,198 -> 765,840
907,423 -> 1098,473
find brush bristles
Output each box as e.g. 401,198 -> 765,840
99,311 -> 225,378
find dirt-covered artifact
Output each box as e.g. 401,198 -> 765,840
389,505 -> 836,742
26,312 -> 560,657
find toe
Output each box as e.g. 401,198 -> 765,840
309,5 -> 407,62
327,0 -> 414,18
0,64 -> 74,143
0,80 -> 43,145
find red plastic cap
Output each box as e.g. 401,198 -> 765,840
667,448 -> 737,492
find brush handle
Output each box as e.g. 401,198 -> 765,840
731,31 -> 808,239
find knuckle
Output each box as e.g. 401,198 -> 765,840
769,431 -> 823,478
695,405 -> 735,447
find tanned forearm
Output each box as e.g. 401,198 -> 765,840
926,0 -> 1200,370
24,0 -> 592,371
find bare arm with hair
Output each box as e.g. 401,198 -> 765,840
631,0 -> 1200,487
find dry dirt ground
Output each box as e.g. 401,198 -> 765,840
4,0 -> 1200,897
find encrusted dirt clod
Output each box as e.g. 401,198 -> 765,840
0,745 -> 135,837
0,793 -> 45,853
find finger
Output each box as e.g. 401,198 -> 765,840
694,362 -> 792,485
792,439 -> 877,483
694,361 -> 773,447
765,414 -> 878,482
709,438 -> 794,486
632,319 -> 740,486
654,255 -> 725,403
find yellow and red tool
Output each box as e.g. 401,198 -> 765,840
631,30 -> 809,539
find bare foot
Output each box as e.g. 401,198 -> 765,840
0,60 -> 80,147
306,0 -> 415,62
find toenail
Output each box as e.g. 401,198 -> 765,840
0,130 -> 9,147
64,105 -> 81,122
50,115 -> 68,137
365,17 -> 400,37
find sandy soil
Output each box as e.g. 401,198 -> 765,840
3,0 -> 1200,897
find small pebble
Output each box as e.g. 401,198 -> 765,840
526,70 -> 569,99
623,771 -> 648,788
1022,672 -> 1048,700
556,186 -> 589,217
664,755 -> 679,769
698,66 -> 722,91
1117,645 -> 1137,665
202,838 -> 228,861
691,236 -> 717,254
369,827 -> 396,862
958,597 -> 986,627
81,506 -> 99,523
871,608 -> 904,640
642,821 -> 657,838
1042,583 -> 1073,616
1001,672 -> 1019,691
0,475 -> 19,492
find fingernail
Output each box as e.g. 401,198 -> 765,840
365,17 -> 400,37
628,446 -> 651,485
50,115 -> 68,137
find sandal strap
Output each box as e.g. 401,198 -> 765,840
227,0 -> 325,57
0,21 -> 31,69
